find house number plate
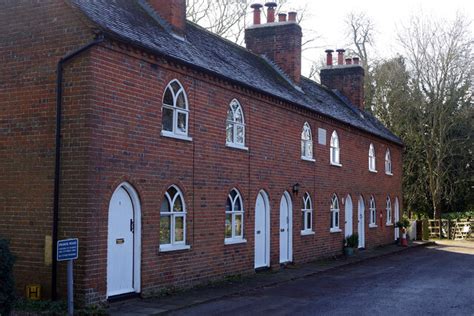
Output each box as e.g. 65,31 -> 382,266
116,238 -> 125,244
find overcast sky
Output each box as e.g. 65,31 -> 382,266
275,0 -> 474,73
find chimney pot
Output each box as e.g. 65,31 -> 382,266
251,3 -> 263,25
288,11 -> 297,22
325,49 -> 334,66
336,48 -> 345,65
345,58 -> 352,65
265,2 -> 277,23
353,57 -> 360,65
278,13 -> 287,22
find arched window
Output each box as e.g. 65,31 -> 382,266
386,196 -> 392,225
330,130 -> 340,165
225,189 -> 245,243
385,149 -> 392,175
301,122 -> 314,160
301,192 -> 313,233
369,195 -> 377,227
162,80 -> 189,137
160,185 -> 189,251
226,99 -> 246,147
330,194 -> 340,231
369,143 -> 376,172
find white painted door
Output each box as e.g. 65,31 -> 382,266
255,192 -> 269,269
394,198 -> 400,240
279,192 -> 292,263
358,196 -> 365,248
107,186 -> 135,297
345,195 -> 353,237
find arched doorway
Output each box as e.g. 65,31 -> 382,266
345,194 -> 353,237
255,190 -> 270,269
107,183 -> 141,297
358,196 -> 365,248
279,192 -> 292,264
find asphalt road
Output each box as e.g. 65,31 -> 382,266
172,240 -> 474,316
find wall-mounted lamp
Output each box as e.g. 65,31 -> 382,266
292,183 -> 300,195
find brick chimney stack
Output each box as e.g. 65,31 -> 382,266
245,2 -> 302,85
148,0 -> 186,35
320,49 -> 365,110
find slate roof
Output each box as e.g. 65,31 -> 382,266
69,0 -> 402,145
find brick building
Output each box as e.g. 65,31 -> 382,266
0,0 -> 403,304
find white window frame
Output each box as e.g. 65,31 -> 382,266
369,143 -> 377,172
386,196 -> 393,225
225,189 -> 246,244
301,122 -> 315,162
330,194 -> 341,232
330,130 -> 341,166
301,192 -> 314,235
226,99 -> 247,150
159,185 -> 190,252
369,196 -> 377,228
161,79 -> 192,141
385,149 -> 393,175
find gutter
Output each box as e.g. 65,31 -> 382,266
52,34 -> 104,300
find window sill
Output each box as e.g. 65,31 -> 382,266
226,143 -> 249,151
159,244 -> 191,252
385,172 -> 393,176
301,156 -> 315,162
369,169 -> 378,173
330,162 -> 342,167
330,228 -> 342,233
224,238 -> 247,245
369,224 -> 378,228
300,230 -> 315,236
386,223 -> 394,226
161,131 -> 193,142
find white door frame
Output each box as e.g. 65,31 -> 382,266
107,182 -> 141,298
255,190 -> 270,269
358,195 -> 365,248
279,191 -> 293,263
394,197 -> 400,240
344,194 -> 353,238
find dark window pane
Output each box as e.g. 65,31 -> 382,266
160,216 -> 171,244
234,196 -> 241,211
175,216 -> 184,242
226,198 -> 232,212
162,108 -> 173,131
161,198 -> 170,213
306,212 -> 311,229
176,92 -> 186,109
168,186 -> 177,199
225,214 -> 232,238
174,196 -> 183,212
171,81 -> 180,92
163,88 -> 173,106
177,112 -> 187,133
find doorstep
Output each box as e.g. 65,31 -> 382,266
108,241 -> 434,315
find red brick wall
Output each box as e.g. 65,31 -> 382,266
0,1 -> 97,300
64,43 -> 403,302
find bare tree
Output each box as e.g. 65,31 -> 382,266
397,14 -> 474,220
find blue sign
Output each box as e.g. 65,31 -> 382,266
57,238 -> 78,261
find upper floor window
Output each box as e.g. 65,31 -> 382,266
369,195 -> 377,227
162,80 -> 190,139
301,192 -> 313,234
160,185 -> 189,251
226,99 -> 246,148
225,189 -> 245,244
330,194 -> 340,232
386,196 -> 392,225
369,143 -> 376,172
301,122 -> 314,161
385,149 -> 392,175
330,131 -> 340,165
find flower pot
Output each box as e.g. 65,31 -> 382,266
344,247 -> 354,256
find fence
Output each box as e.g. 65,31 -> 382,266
427,219 -> 473,240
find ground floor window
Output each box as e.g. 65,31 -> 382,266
160,185 -> 189,251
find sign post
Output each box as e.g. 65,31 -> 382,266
57,238 -> 78,316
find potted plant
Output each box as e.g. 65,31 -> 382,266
343,233 -> 359,256
396,216 -> 411,246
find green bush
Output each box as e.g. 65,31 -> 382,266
396,216 -> 411,229
0,239 -> 16,316
344,233 -> 359,248
441,211 -> 474,220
